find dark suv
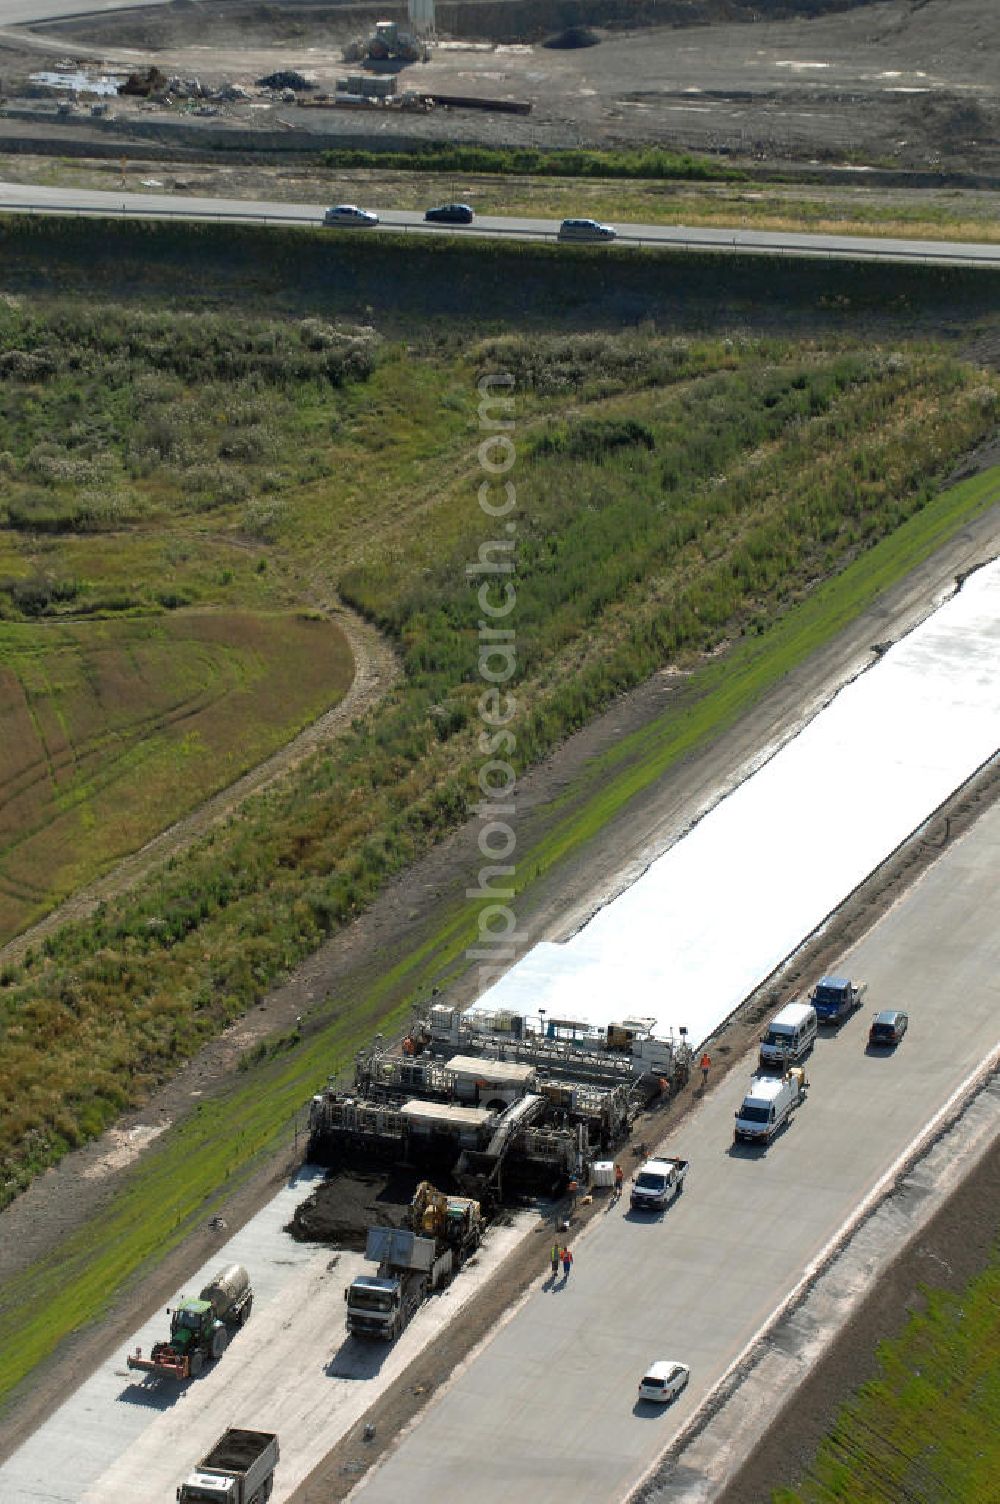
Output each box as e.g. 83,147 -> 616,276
425,203 -> 474,224
868,1009 -> 908,1047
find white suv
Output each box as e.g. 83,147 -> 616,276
638,1360 -> 690,1404
323,204 -> 379,227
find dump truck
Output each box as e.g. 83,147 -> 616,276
128,1262 -> 252,1379
177,1428 -> 278,1504
810,975 -> 867,1025
344,1182 -> 482,1340
346,1227 -> 447,1340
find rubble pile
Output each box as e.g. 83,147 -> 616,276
257,69 -> 315,91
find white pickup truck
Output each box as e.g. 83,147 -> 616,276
630,1156 -> 689,1213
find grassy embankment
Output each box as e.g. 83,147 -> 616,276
775,1246 -> 1000,1503
0,217 -> 998,1407
0,612 -> 353,937
0,458 -> 997,1413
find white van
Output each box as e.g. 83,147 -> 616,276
733,1070 -> 806,1145
758,1001 -> 817,1068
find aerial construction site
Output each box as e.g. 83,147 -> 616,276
0,1 -> 997,1503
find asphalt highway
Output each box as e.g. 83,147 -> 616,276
350,793 -> 1000,1504
0,180 -> 999,267
0,0 -> 160,21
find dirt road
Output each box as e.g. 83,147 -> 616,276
3,0 -> 997,174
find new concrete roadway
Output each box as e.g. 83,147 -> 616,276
0,179 -> 999,268
349,792 -> 1000,1504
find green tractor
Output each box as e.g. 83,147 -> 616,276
127,1263 -> 252,1379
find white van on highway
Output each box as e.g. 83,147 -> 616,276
758,1001 -> 817,1069
734,1070 -> 806,1145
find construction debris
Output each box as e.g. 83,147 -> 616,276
257,69 -> 315,91
120,65 -> 167,98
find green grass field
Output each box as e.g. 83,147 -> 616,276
0,610 -> 353,937
775,1248 -> 1000,1503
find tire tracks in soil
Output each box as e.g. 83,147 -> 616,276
0,598 -> 400,970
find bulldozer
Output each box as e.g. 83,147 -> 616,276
343,20 -> 425,65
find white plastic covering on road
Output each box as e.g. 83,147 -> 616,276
469,559 -> 1000,1048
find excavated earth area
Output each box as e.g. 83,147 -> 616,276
0,0 -> 995,175
288,1166 -> 454,1250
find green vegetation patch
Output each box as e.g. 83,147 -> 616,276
3,217 -> 999,336
775,1245 -> 1000,1503
0,610 -> 354,938
319,143 -> 742,181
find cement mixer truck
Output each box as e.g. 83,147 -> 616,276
128,1262 -> 252,1379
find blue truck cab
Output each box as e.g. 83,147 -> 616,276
810,975 -> 865,1025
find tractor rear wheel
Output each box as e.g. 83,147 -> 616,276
211,1326 -> 230,1360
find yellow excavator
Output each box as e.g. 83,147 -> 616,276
409,1181 -> 483,1263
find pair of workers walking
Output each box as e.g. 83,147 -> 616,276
549,1243 -> 574,1280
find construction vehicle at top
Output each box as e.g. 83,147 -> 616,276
177,1427 -> 278,1504
128,1263 -> 252,1380
345,1181 -> 483,1340
343,19 -> 425,65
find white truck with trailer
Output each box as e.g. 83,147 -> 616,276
176,1428 -> 278,1504
630,1156 -> 689,1213
733,1069 -> 807,1146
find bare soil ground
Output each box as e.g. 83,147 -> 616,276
1,0 -> 997,175
287,1166 -> 429,1250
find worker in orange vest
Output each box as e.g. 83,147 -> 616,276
700,1052 -> 711,1086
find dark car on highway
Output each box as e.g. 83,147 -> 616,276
868,1009 -> 908,1047
424,203 -> 474,224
